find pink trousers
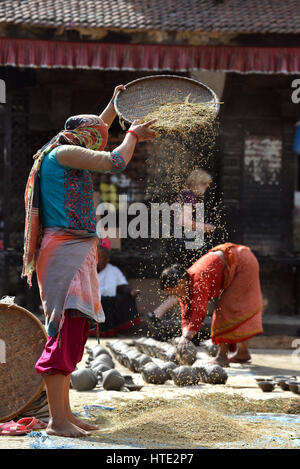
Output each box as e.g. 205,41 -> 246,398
35,310 -> 90,376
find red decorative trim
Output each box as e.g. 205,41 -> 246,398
212,330 -> 263,345
1,38 -> 300,73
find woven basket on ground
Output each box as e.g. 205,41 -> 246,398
0,301 -> 47,422
115,74 -> 220,128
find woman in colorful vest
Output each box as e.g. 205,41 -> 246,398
22,85 -> 157,438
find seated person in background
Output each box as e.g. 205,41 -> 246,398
95,238 -> 140,338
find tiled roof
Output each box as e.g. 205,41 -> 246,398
0,0 -> 300,34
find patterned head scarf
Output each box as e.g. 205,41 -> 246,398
22,115 -> 108,286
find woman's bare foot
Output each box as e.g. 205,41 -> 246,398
211,355 -> 230,368
46,418 -> 91,438
228,353 -> 251,363
67,413 -> 99,432
229,341 -> 251,363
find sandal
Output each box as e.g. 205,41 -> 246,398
17,417 -> 47,431
0,420 -> 30,436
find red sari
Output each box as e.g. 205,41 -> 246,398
179,243 -> 263,344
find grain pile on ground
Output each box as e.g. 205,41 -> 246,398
91,398 -> 261,448
139,101 -> 216,136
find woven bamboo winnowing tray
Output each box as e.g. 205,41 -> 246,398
115,74 -> 220,127
0,302 -> 47,422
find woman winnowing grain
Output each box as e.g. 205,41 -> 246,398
22,84 -> 157,438
160,243 -> 263,367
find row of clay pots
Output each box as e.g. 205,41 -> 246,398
133,337 -> 197,366
71,345 -> 126,392
107,340 -> 228,386
107,340 -> 153,373
256,375 -> 300,393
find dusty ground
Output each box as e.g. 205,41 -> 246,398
1,336 -> 300,449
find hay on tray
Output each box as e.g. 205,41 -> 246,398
139,101 -> 217,136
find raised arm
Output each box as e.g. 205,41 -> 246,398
99,85 -> 126,129
56,119 -> 157,173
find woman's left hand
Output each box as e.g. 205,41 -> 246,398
112,85 -> 126,102
176,336 -> 191,355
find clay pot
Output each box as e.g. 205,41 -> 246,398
204,365 -> 228,384
169,366 -> 200,386
119,354 -> 129,369
176,342 -> 197,366
192,366 -> 208,383
273,375 -> 295,383
258,381 -> 275,392
70,368 -> 98,391
141,362 -> 168,384
126,350 -> 142,372
135,354 -> 153,372
166,348 -> 179,364
278,380 -> 291,391
90,357 -> 114,372
93,354 -> 115,368
133,338 -> 146,353
276,377 -> 296,391
143,338 -> 157,356
288,381 -> 300,394
85,345 -> 93,358
92,363 -> 111,376
92,345 -> 112,359
161,361 -> 178,380
123,375 -> 144,392
203,339 -> 219,357
102,370 -> 125,391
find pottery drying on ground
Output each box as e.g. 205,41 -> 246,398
276,376 -> 296,391
192,362 -> 208,383
92,354 -> 115,368
169,366 -> 200,386
288,381 -> 300,394
141,362 -> 168,384
123,375 -> 144,392
91,363 -> 111,376
166,348 -> 179,364
125,350 -> 142,372
134,354 -> 153,372
90,355 -> 113,370
102,369 -> 125,391
175,342 -> 197,366
70,368 -> 98,391
204,365 -> 228,384
161,361 -> 178,380
92,345 -> 112,359
203,339 -> 219,357
258,381 -> 275,392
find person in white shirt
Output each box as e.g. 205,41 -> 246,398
95,239 -> 140,337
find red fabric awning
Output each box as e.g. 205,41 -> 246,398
0,38 -> 300,74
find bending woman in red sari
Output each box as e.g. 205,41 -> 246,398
160,243 -> 263,367
22,85 -> 157,438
